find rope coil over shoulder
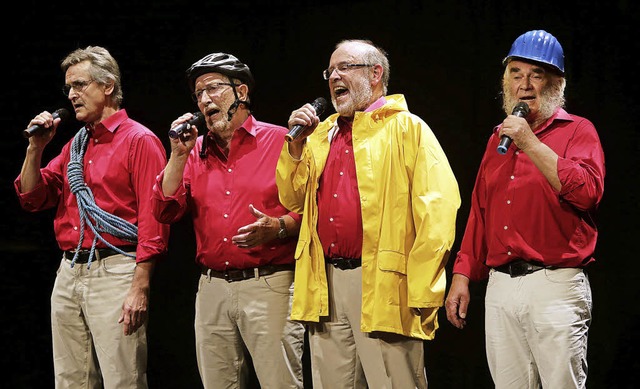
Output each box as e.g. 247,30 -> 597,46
67,127 -> 138,268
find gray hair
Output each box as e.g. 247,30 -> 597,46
61,46 -> 123,106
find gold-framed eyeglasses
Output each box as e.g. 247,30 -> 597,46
62,79 -> 94,96
192,82 -> 238,102
322,63 -> 373,80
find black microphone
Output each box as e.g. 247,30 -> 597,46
497,102 -> 530,155
168,112 -> 205,139
23,108 -> 71,138
285,97 -> 328,142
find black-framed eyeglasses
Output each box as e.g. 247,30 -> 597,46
62,79 -> 94,96
192,82 -> 238,102
322,63 -> 373,80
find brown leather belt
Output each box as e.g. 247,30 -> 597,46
201,264 -> 295,282
494,259 -> 554,278
325,256 -> 362,270
64,245 -> 137,263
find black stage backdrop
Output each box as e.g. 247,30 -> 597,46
2,1 -> 638,388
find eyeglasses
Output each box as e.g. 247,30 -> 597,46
62,79 -> 94,96
322,63 -> 373,80
192,82 -> 238,102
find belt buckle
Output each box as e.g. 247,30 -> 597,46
509,261 -> 530,277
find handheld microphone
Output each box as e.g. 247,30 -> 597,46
168,112 -> 204,139
285,97 -> 328,142
497,102 -> 530,155
23,108 -> 71,138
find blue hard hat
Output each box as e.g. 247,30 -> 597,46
503,30 -> 565,75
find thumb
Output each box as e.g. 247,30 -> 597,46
248,204 -> 265,219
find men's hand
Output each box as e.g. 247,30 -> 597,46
232,204 -> 278,248
444,273 -> 471,329
118,285 -> 149,336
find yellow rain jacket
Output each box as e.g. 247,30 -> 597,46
276,94 -> 460,339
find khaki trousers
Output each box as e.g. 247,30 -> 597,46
195,269 -> 305,389
308,265 -> 428,389
51,253 -> 146,389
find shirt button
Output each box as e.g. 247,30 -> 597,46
515,151 -> 519,155
510,175 -> 515,180
507,200 -> 511,204
88,160 -> 93,164
225,191 -> 230,195
345,150 -> 349,154
73,226 -> 78,230
331,243 -> 335,247
223,238 -> 228,242
504,226 -> 508,230
333,193 -> 338,198
225,261 -> 229,266
223,214 -> 228,218
339,172 -> 344,176
507,251 -> 512,255
329,217 -> 334,222
94,138 -> 98,143
228,168 -> 232,173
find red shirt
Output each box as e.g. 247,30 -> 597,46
151,115 -> 300,271
14,109 -> 170,263
317,117 -> 363,259
453,108 -> 605,281
317,97 -> 387,259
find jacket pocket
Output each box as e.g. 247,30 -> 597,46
377,250 -> 407,275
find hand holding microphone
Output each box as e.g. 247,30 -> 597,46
23,108 -> 71,138
168,112 -> 204,140
497,102 -> 530,154
285,97 -> 328,143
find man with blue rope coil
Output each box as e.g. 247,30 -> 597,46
14,46 -> 170,388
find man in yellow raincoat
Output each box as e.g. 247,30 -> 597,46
276,39 -> 461,389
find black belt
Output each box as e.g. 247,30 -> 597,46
201,263 -> 295,282
325,256 -> 361,270
494,259 -> 553,278
64,245 -> 137,263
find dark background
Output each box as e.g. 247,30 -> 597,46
2,0 -> 638,388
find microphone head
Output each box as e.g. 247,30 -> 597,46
311,97 -> 328,116
191,111 -> 205,127
53,108 -> 71,121
513,102 -> 530,117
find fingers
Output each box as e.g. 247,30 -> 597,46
119,303 -> 147,336
288,104 -> 319,131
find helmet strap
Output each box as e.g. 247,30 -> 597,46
225,76 -> 250,121
199,132 -> 208,159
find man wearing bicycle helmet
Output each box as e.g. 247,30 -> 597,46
151,52 -> 305,388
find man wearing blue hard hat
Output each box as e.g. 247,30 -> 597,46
445,30 -> 605,388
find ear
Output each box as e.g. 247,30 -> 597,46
370,64 -> 384,86
103,82 -> 115,97
237,83 -> 249,102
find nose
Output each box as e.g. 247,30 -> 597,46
519,75 -> 533,90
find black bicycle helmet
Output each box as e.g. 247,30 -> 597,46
186,52 -> 255,92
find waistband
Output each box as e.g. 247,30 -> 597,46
201,263 -> 295,282
64,245 -> 137,264
325,256 -> 362,270
493,259 -> 556,278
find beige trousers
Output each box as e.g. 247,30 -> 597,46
308,265 -> 428,389
194,269 -> 305,389
51,253 -> 146,389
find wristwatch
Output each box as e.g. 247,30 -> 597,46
277,217 -> 288,239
